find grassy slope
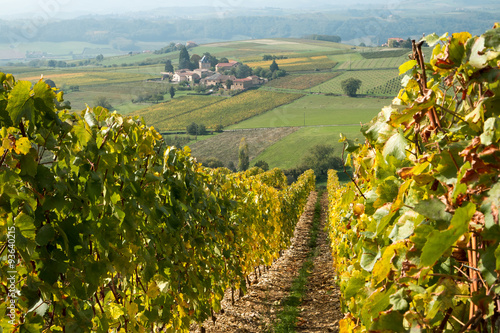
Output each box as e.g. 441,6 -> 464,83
253,125 -> 366,170
228,95 -> 388,129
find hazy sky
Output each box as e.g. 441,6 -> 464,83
3,0 -> 385,16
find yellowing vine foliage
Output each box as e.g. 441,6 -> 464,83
327,25 -> 500,332
0,71 -> 315,332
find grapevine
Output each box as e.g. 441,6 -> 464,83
0,72 -> 315,332
328,24 -> 500,332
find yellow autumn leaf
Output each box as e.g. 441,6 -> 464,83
108,303 -> 125,320
452,32 -> 472,45
125,301 -> 138,319
14,137 -> 32,155
146,281 -> 160,298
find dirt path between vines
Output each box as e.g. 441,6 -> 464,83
191,191 -> 343,333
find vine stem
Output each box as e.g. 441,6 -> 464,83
468,233 -> 479,320
19,121 -> 27,137
341,142 -> 366,200
459,310 -> 482,333
412,40 -> 442,130
95,293 -> 104,313
436,308 -> 453,333
0,150 -> 8,168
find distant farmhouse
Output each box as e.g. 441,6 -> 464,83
215,61 -> 240,72
162,54 -> 266,90
382,37 -> 404,47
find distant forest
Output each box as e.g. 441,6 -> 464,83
1,11 -> 497,48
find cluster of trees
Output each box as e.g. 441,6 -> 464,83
262,54 -> 288,61
132,93 -> 164,104
93,96 -> 113,110
186,122 -> 207,136
48,60 -> 69,68
286,144 -> 343,182
154,43 -> 184,55
341,78 -> 362,97
176,47 -> 222,71
221,64 -> 253,79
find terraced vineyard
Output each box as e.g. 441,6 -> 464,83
365,76 -> 402,96
337,55 -> 410,70
247,55 -> 337,72
130,95 -> 226,128
132,90 -> 304,131
309,69 -> 399,95
265,72 -> 342,90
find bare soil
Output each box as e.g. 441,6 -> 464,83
190,191 -> 342,333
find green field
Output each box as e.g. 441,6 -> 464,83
228,95 -> 388,129
309,69 -> 399,95
253,125 -> 366,170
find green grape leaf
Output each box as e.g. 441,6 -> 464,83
344,270 -> 367,299
369,310 -> 406,332
383,129 -> 407,161
479,245 -> 498,285
413,199 -> 452,224
372,242 -> 406,286
360,246 -> 381,272
6,80 -> 34,124
423,32 -> 448,47
33,80 -> 55,113
389,288 -> 409,311
15,212 -> 36,240
483,26 -> 500,50
420,202 -> 476,267
35,225 -> 55,246
480,117 -> 500,145
360,284 -> 397,324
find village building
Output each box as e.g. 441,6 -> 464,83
172,69 -> 200,82
232,77 -> 253,90
193,68 -> 213,78
215,61 -> 240,72
231,75 -> 268,90
201,73 -> 236,87
199,55 -> 211,70
383,37 -> 404,47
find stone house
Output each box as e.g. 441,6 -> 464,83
215,61 -> 240,72
201,73 -> 236,87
